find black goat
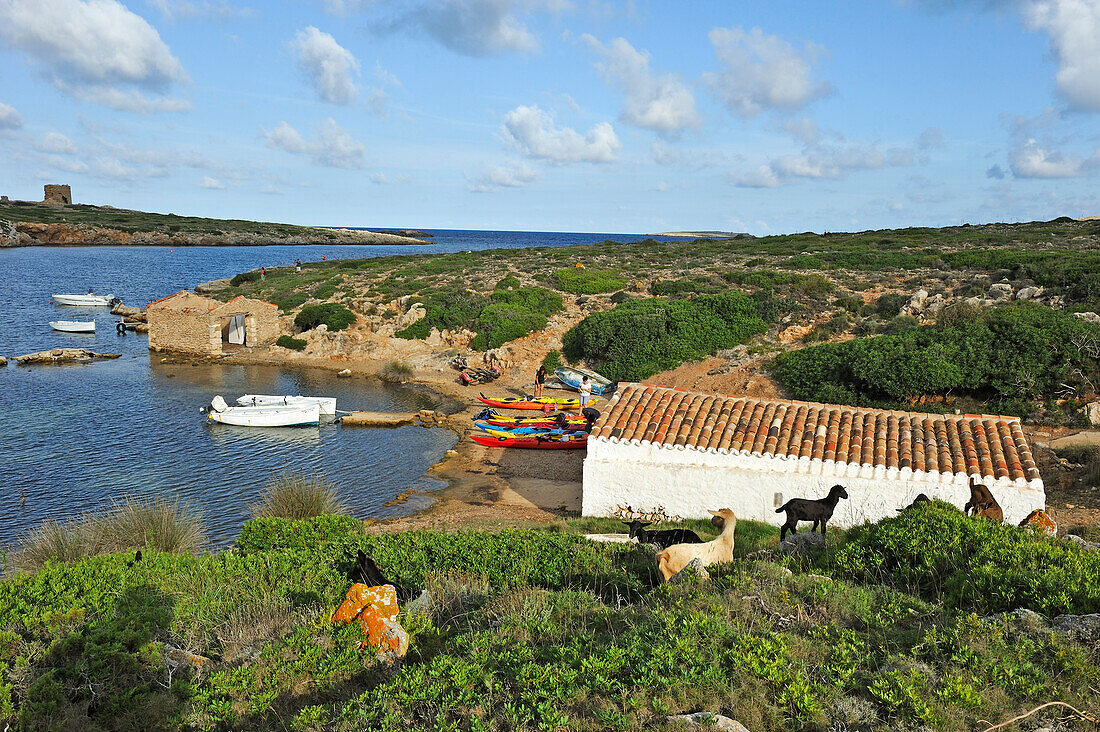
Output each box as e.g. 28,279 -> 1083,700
776,484 -> 849,542
897,493 -> 931,512
622,520 -> 703,549
349,549 -> 416,602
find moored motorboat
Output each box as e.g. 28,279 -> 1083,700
50,320 -> 96,333
204,395 -> 320,427
554,367 -> 614,395
470,433 -> 587,449
477,394 -> 598,411
236,394 -> 337,418
52,293 -> 118,307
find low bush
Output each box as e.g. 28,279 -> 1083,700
10,497 -> 204,573
563,291 -> 770,380
229,271 -> 260,286
471,303 -> 547,350
275,334 -> 306,350
379,360 -> 413,383
250,472 -> 346,520
275,292 -> 308,311
294,303 -> 356,331
770,303 -> 1100,411
311,282 -> 337,300
542,349 -> 563,372
552,267 -> 626,294
827,501 -> 1100,615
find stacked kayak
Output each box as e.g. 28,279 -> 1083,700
474,423 -> 577,438
470,433 -> 587,449
478,394 -> 598,411
474,408 -> 586,427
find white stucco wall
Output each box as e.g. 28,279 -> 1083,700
582,438 -> 1045,527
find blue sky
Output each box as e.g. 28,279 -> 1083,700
0,0 -> 1097,234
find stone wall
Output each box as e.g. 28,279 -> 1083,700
582,439 -> 1046,526
43,185 -> 72,205
148,306 -> 219,355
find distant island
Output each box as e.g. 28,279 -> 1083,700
0,185 -> 424,247
652,230 -> 754,239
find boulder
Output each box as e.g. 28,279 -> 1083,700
0,356 -> 6,367
1018,509 -> 1057,535
14,348 -> 122,365
316,323 -> 328,334
338,368 -> 352,377
668,557 -> 710,584
1052,613 -> 1100,644
666,713 -> 751,731
985,283 -> 1013,302
1064,534 -> 1100,551
1016,286 -> 1044,301
1086,401 -> 1100,427
1074,312 -> 1100,325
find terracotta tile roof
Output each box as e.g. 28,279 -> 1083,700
147,290 -> 219,312
591,383 -> 1041,483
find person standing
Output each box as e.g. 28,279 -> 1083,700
534,364 -> 547,398
579,375 -> 592,409
260,267 -> 266,280
295,258 -> 301,272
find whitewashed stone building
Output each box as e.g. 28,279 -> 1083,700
582,383 -> 1045,527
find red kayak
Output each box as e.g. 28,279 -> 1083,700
470,433 -> 588,449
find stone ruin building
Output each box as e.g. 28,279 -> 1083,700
43,184 -> 72,205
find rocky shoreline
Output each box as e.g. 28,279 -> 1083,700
0,219 -> 426,248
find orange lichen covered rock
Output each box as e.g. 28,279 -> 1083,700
332,583 -> 399,624
1020,509 -> 1057,535
357,607 -> 409,661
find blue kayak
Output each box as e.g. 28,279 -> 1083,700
474,422 -> 571,437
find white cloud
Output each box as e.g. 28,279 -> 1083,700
0,0 -> 190,113
146,0 -> 253,21
732,139 -> 917,187
0,102 -> 23,129
384,0 -> 561,56
703,26 -> 832,118
200,176 -> 227,189
320,0 -> 373,15
582,34 -> 699,135
291,27 -> 360,105
1009,137 -> 1098,177
1024,0 -> 1100,111
502,105 -> 620,164
263,118 -> 366,168
36,132 -> 78,154
468,162 -> 538,191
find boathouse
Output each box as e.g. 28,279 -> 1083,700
582,383 -> 1045,527
147,291 -> 279,356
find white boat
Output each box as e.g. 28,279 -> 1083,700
204,395 -> 320,427
50,320 -> 96,333
52,293 -> 118,307
235,394 -> 337,418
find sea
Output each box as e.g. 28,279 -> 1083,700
0,229 -> 674,547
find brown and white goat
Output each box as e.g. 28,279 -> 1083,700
964,478 -> 1003,523
656,508 -> 736,582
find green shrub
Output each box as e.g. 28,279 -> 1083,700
563,291 -> 769,381
649,277 -> 722,297
250,472 -> 346,520
229,271 -> 260,286
552,267 -> 626,294
294,303 -> 356,331
770,303 -> 1100,409
828,501 -> 1100,615
874,292 -> 908,316
311,282 -> 337,300
395,288 -> 487,340
609,290 -> 631,304
489,286 -> 562,316
275,292 -> 308,311
471,303 -> 547,350
542,350 -> 563,372
879,314 -> 919,335
276,335 -> 306,350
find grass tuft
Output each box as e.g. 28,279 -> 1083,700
251,471 -> 346,520
379,360 -> 413,383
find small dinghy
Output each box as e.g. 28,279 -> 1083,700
50,320 -> 96,333
235,394 -> 337,418
52,293 -> 118,307
554,367 -> 614,395
204,395 -> 320,427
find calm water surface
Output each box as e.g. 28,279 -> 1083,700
0,230 -> 667,546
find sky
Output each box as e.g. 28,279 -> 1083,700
0,0 -> 1098,234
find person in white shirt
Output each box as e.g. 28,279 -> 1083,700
579,375 -> 592,408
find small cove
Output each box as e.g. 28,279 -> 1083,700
0,230 -> 664,547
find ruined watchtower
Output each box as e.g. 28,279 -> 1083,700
43,184 -> 72,205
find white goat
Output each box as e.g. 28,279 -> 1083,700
655,508 -> 737,582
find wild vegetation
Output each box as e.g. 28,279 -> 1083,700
207,216 -> 1100,419
2,503 -> 1097,730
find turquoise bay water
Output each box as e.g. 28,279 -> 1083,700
0,230 -> 667,546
